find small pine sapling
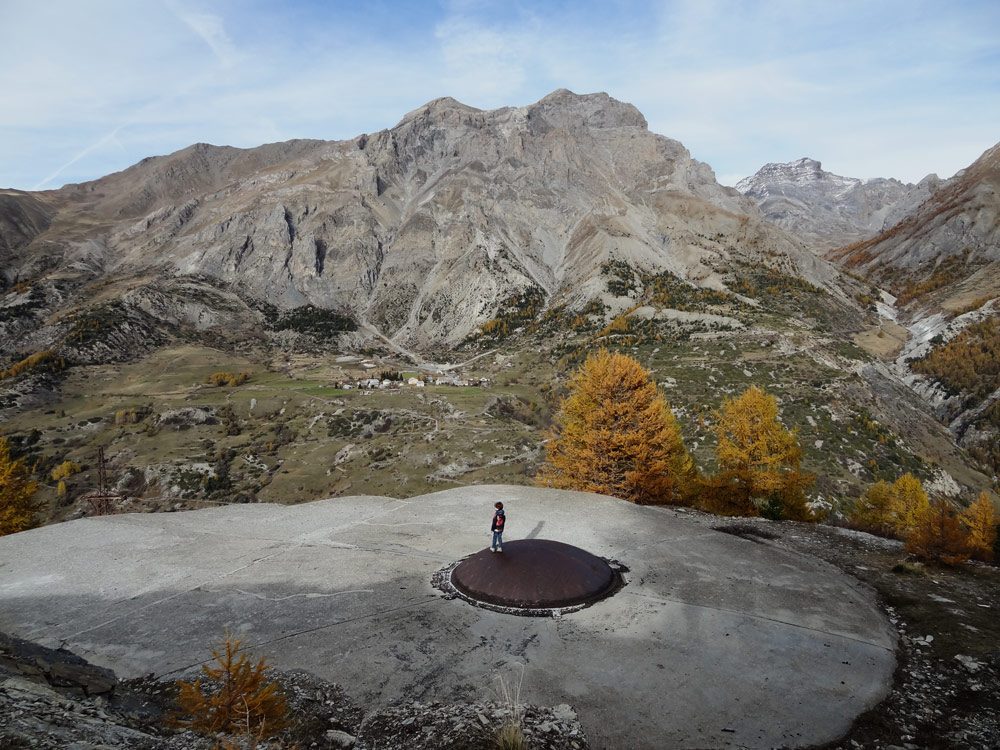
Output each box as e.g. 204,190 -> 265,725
171,630 -> 289,738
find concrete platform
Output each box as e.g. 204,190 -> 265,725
0,486 -> 895,749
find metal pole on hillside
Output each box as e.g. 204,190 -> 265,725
97,446 -> 107,496
84,446 -> 118,516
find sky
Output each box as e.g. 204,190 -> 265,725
1,0 -> 998,191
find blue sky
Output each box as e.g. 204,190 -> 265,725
1,0 -> 997,191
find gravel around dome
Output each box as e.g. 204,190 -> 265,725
449,539 -> 621,609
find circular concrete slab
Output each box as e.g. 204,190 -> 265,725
0,486 -> 895,749
450,538 -> 621,609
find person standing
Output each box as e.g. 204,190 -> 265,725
491,501 -> 506,552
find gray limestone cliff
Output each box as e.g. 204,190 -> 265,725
736,158 -> 934,250
3,90 -> 840,348
831,143 -> 1000,280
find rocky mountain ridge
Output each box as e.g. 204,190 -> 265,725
2,90 -> 850,352
735,157 -> 941,250
830,143 -> 1000,282
735,143 -> 1000,479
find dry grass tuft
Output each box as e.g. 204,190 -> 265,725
492,665 -> 528,750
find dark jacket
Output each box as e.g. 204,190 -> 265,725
491,509 -> 505,532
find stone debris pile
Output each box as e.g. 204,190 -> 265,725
353,698 -> 588,749
1,632 -> 590,749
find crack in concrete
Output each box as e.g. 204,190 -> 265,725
620,589 -> 893,651
617,530 -> 719,554
30,544 -> 296,641
196,587 -> 375,602
344,544 -> 451,562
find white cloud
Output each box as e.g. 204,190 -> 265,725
167,2 -> 240,69
434,16 -> 530,101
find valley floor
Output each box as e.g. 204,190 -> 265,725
5,328 -> 991,531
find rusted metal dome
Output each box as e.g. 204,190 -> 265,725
450,539 -> 620,610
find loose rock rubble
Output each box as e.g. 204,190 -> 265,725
0,634 -> 590,749
353,699 -> 587,749
0,632 -> 210,749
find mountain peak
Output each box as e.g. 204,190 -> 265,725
735,158 -> 826,192
397,96 -> 482,126
393,90 -> 647,139
791,157 -> 822,169
527,89 -> 647,131
736,158 -> 922,248
4,90 -> 814,351
540,87 -> 577,100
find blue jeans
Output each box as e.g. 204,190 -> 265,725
492,531 -> 503,549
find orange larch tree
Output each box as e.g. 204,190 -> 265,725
889,473 -> 930,537
705,385 -> 814,519
536,350 -> 694,505
850,480 -> 896,534
171,630 -> 289,738
962,492 -> 997,562
905,499 -> 970,567
0,435 -> 40,537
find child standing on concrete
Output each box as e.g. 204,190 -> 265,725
491,502 -> 505,552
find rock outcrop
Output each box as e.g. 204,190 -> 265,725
0,190 -> 54,276
0,630 -> 590,750
830,142 -> 1000,286
735,158 -> 931,250
3,90 -> 844,348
